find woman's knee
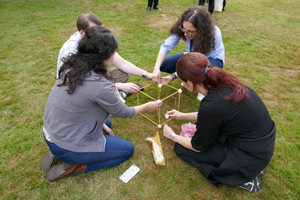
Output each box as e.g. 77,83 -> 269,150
160,53 -> 183,73
174,143 -> 185,157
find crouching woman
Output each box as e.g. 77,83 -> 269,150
163,52 -> 275,192
40,26 -> 162,181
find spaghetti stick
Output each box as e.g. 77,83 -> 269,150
178,92 -> 181,111
165,84 -> 178,90
140,113 -> 158,126
143,83 -> 155,89
161,91 -> 179,101
139,91 -> 156,101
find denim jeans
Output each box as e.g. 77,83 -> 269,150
174,143 -> 228,169
45,135 -> 134,173
160,53 -> 224,74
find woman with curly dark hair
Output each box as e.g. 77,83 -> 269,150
152,6 -> 225,85
163,52 -> 275,193
40,26 -> 162,181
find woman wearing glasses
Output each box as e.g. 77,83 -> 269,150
163,53 -> 275,192
152,6 -> 224,84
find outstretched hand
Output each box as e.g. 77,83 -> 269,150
116,83 -> 141,93
165,109 -> 185,120
159,75 -> 173,85
163,124 -> 174,139
152,69 -> 161,84
145,100 -> 163,111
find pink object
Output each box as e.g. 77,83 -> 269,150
180,122 -> 197,138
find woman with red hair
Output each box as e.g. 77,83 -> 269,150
163,52 -> 275,192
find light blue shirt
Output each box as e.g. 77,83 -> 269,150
159,25 -> 225,66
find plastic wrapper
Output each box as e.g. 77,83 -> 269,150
180,122 -> 197,138
145,132 -> 165,166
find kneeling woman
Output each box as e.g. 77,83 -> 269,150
152,6 -> 225,84
41,26 -> 162,181
163,52 -> 275,192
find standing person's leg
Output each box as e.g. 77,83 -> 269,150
208,0 -> 215,14
198,0 -> 206,6
174,143 -> 228,169
147,0 -> 153,11
153,0 -> 162,10
160,53 -> 184,74
223,0 -> 226,11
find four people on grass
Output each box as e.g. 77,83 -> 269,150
40,7 -> 275,193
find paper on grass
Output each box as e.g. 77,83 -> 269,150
145,132 -> 165,166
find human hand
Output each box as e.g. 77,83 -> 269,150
152,69 -> 161,84
145,100 -> 162,111
116,83 -> 141,93
160,75 -> 173,85
103,123 -> 114,136
165,109 -> 185,120
163,124 -> 174,139
145,72 -> 153,80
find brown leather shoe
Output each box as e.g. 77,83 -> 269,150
40,151 -> 59,171
46,163 -> 87,181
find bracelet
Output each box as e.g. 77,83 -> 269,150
170,132 -> 177,140
171,72 -> 177,80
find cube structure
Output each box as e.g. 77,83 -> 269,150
136,83 -> 182,129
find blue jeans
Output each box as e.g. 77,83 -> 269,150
160,53 -> 224,74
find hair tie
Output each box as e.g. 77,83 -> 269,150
205,67 -> 210,78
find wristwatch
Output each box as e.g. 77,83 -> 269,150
142,71 -> 148,79
171,72 -> 177,80
170,132 -> 177,140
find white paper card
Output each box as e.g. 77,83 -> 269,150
119,164 -> 140,183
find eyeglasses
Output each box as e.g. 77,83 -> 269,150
179,25 -> 197,37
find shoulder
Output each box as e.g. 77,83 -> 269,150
213,25 -> 222,37
59,32 -> 80,55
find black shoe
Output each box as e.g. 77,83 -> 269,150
238,175 -> 262,193
146,6 -> 151,11
259,169 -> 266,177
135,83 -> 144,92
119,91 -> 133,98
153,6 -> 162,10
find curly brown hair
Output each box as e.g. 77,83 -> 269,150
170,6 -> 216,55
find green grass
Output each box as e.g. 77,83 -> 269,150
1,0 -> 300,199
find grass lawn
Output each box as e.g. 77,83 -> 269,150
1,0 -> 299,199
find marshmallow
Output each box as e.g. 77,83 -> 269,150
158,84 -> 162,88
158,124 -> 162,128
178,89 -> 182,93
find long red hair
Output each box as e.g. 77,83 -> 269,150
176,52 -> 249,102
